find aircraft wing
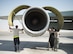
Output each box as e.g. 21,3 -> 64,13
49,11 -> 73,30
0,11 -> 73,30
0,15 -> 22,20
0,16 -> 8,20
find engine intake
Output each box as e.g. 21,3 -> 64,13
25,8 -> 47,31
22,7 -> 50,36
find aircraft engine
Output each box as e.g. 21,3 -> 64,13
8,5 -> 64,37
22,7 -> 50,36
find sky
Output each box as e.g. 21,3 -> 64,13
0,0 -> 73,31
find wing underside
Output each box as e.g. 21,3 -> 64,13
49,11 -> 73,30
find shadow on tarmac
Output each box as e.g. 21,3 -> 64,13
0,40 -> 73,54
59,43 -> 73,54
0,40 -> 48,51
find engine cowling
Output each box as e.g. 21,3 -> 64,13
8,5 -> 64,37
22,7 -> 50,36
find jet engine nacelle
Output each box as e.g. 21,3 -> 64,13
8,5 -> 64,37
22,7 -> 50,36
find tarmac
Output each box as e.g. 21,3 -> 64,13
0,30 -> 73,54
